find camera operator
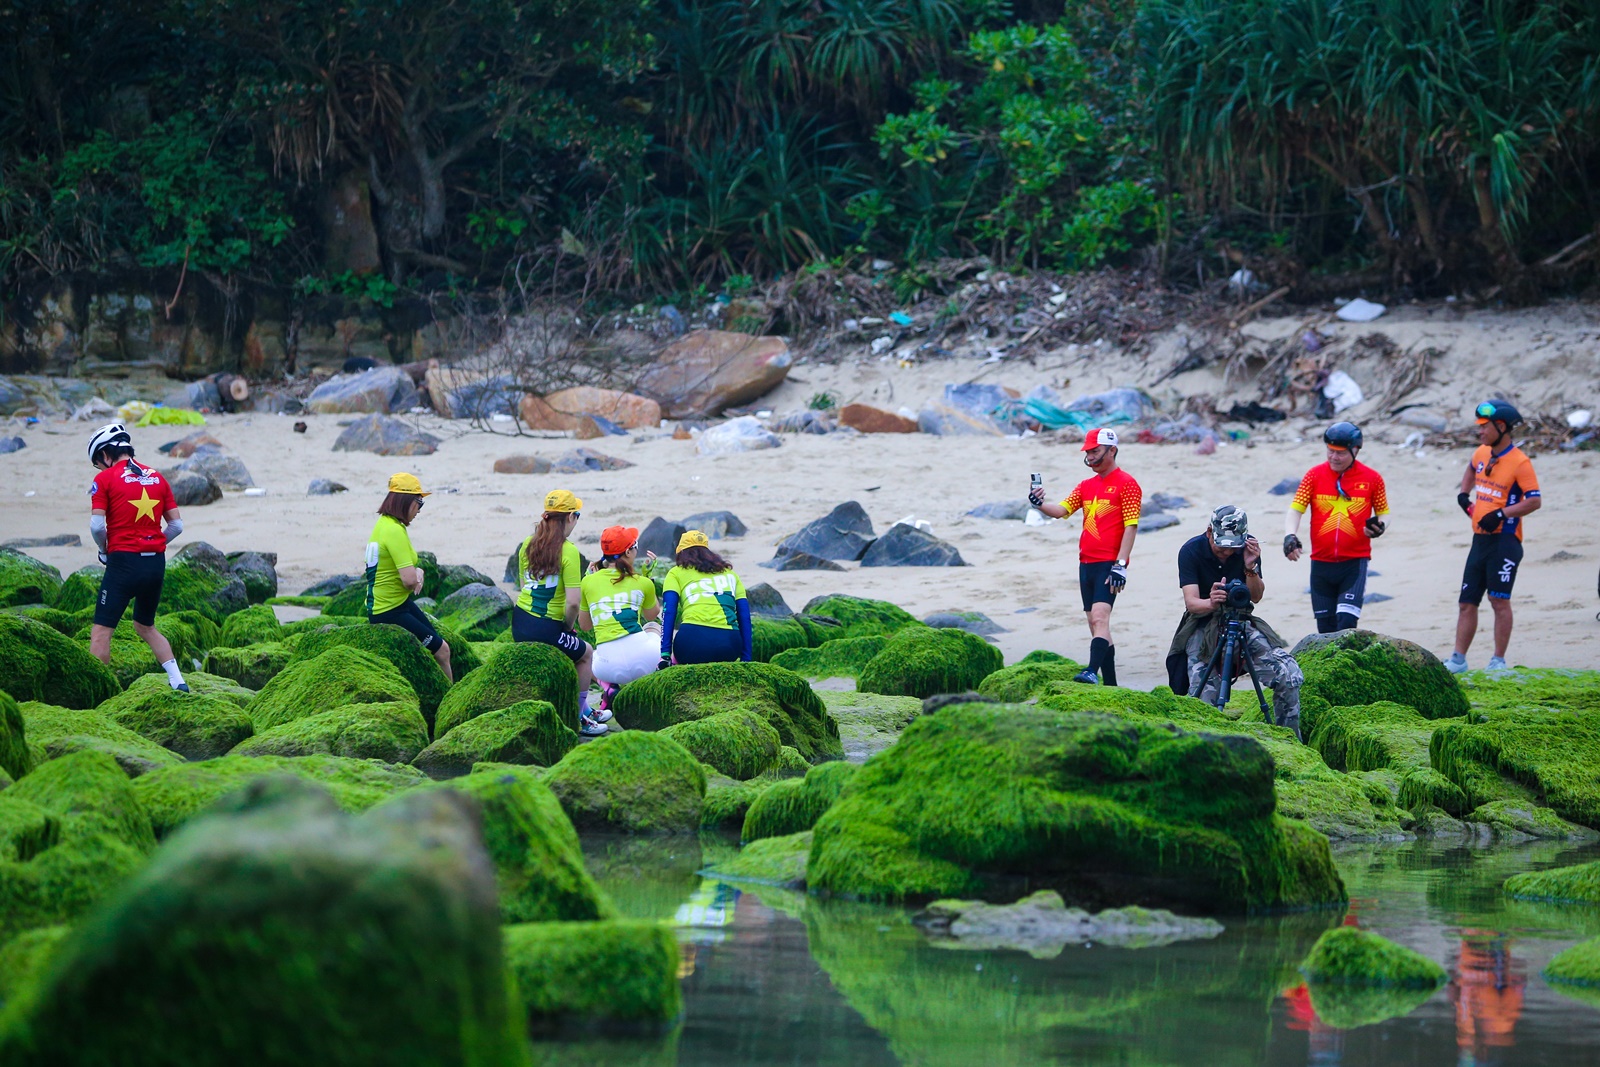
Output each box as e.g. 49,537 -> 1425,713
1166,505 -> 1305,739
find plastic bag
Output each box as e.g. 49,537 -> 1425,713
696,415 -> 783,455
136,407 -> 207,427
1323,370 -> 1364,413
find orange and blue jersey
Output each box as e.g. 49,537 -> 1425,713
1468,443 -> 1539,540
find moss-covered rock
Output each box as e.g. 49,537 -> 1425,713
217,603 -> 282,648
0,778 -> 528,1066
1396,768 -> 1471,818
0,615 -> 120,709
94,673 -> 254,760
1300,926 -> 1448,988
857,627 -> 1004,701
771,635 -> 888,680
801,595 -> 923,639
1459,667 -> 1600,715
0,692 -> 33,782
288,623 -> 450,729
1504,859 -> 1600,904
1430,708 -> 1600,828
18,703 -> 183,777
708,830 -> 812,888
277,614 -> 367,640
5,607 -> 78,637
229,701 -> 430,764
612,662 -> 841,764
701,778 -> 774,832
51,567 -> 103,614
158,543 -> 250,623
203,641 -> 294,690
434,643 -> 579,738
1467,799 -> 1597,841
1307,701 -> 1433,775
131,753 -> 428,838
754,744 -> 812,780
819,691 -> 922,763
433,619 -> 484,677
412,701 -> 576,779
742,760 -> 858,843
750,616 -> 810,663
503,920 -> 680,1036
545,732 -> 706,834
1292,630 -> 1468,720
0,927 -> 69,1005
321,580 -> 368,617
1545,936 -> 1600,1004
976,657 -> 1090,702
807,701 -> 1347,911
247,646 -> 418,733
0,551 -> 61,608
660,709 -> 781,780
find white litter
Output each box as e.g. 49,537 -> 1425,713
870,335 -> 895,355
1323,369 -> 1365,413
893,515 -> 933,533
695,416 -> 782,456
1024,508 -> 1054,527
243,488 -> 267,497
1567,409 -> 1593,429
1335,297 -> 1386,322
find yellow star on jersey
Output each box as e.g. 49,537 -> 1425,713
128,488 -> 161,523
1313,493 -> 1364,538
1081,497 -> 1113,541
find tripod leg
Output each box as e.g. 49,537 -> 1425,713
1194,629 -> 1226,699
1216,624 -> 1240,709
1237,636 -> 1271,721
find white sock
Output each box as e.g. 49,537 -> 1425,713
162,659 -> 186,687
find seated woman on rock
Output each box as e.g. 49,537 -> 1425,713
512,489 -> 603,736
364,472 -> 452,682
658,530 -> 753,668
579,525 -> 662,709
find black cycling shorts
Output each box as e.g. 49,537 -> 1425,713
1460,534 -> 1523,605
1310,559 -> 1368,623
671,622 -> 742,665
511,607 -> 588,661
94,551 -> 165,627
370,600 -> 444,652
1079,561 -> 1119,612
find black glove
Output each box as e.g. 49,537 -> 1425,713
1107,562 -> 1128,594
1477,508 -> 1505,534
1457,491 -> 1473,515
656,656 -> 672,672
1027,488 -> 1045,508
1364,516 -> 1386,538
1283,534 -> 1302,558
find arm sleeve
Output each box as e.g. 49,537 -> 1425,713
737,599 -> 753,662
1372,475 -> 1390,516
659,591 -> 679,660
1058,485 -> 1083,516
162,516 -> 183,542
1122,484 -> 1142,526
1289,473 -> 1314,514
89,514 -> 108,551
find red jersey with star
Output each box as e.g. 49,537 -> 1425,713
1290,460 -> 1389,562
90,458 -> 177,552
1060,468 -> 1142,563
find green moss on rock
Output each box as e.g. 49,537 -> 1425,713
288,623 -> 450,728
1467,799 -> 1597,841
755,745 -> 812,781
18,703 -> 183,777
5,608 -> 76,637
204,641 -> 293,690
1293,630 -> 1467,720
217,604 -> 282,648
229,701 -> 429,764
661,709 -> 781,780
1504,860 -> 1600,904
51,567 -> 103,614
1397,769 -> 1471,818
545,732 -> 705,834
1546,936 -> 1600,1001
801,595 -> 922,639
247,646 -> 418,733
807,701 -> 1347,911
1300,926 -> 1448,987
1308,701 -> 1435,778
0,693 -> 33,782
95,674 -> 254,760
0,550 -> 61,609
1460,668 -> 1600,715
1430,708 -> 1600,828
503,920 -> 680,1036
819,691 -> 922,763
750,616 -> 810,663
0,615 -> 120,709
413,701 -> 576,780
701,778 -> 774,832
976,657 -> 1089,702
612,662 -> 841,764
857,627 -> 1004,701
0,927 -> 69,1005
709,830 -> 812,888
742,761 -> 858,843
158,545 -> 249,623
435,643 -> 579,738
771,635 -> 888,680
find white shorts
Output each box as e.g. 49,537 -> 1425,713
592,629 -> 661,687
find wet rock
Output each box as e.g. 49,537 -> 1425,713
492,454 -> 551,475
174,446 -> 254,491
227,552 -> 278,604
159,431 -> 223,458
307,478 -> 348,495
331,414 -> 440,456
435,583 -> 513,642
305,366 -> 414,415
775,501 -> 876,561
1140,512 -> 1181,531
301,574 -> 359,597
759,552 -> 846,572
860,524 -> 967,567
636,330 -> 793,418
542,386 -> 662,430
745,582 -> 793,618
637,518 -> 687,560
923,611 -> 1008,636
915,891 -> 1224,955
682,510 -> 747,539
548,447 -> 632,473
0,437 -> 25,454
1269,477 -> 1300,496
839,403 -> 918,434
166,468 -> 223,507
967,500 -> 1029,520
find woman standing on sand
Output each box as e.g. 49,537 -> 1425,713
512,489 -> 603,736
658,531 -> 753,667
364,472 -> 453,682
579,525 -> 662,708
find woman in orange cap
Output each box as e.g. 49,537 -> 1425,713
364,472 -> 452,681
512,489 -> 602,735
579,525 -> 661,708
658,530 -> 753,668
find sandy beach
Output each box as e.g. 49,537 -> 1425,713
4,302 -> 1597,688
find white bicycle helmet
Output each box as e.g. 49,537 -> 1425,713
87,422 -> 133,464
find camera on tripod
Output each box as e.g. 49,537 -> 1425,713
1196,579 -> 1269,715
1220,578 -> 1253,613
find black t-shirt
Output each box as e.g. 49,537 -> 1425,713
1177,533 -> 1251,600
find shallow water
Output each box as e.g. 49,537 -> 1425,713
555,836 -> 1600,1066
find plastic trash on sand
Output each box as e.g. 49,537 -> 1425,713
1568,410 -> 1593,430
1335,298 -> 1386,322
893,515 -> 933,533
117,400 -> 154,423
136,407 -> 207,427
696,415 -> 783,456
1322,370 -> 1364,413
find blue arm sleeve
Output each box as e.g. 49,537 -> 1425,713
737,598 -> 753,662
659,592 -> 679,660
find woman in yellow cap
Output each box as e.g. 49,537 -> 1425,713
365,472 -> 452,681
513,489 -> 603,735
658,530 -> 753,667
579,525 -> 661,709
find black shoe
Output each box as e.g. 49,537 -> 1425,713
1072,669 -> 1099,685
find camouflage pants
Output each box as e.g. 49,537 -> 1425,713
1185,621 -> 1304,734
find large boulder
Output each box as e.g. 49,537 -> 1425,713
165,468 -> 223,506
18,702 -> 184,777
0,549 -> 61,607
860,524 -> 967,567
412,701 -> 576,780
612,662 -> 842,764
1292,630 -> 1467,719
636,517 -> 687,560
172,445 -> 254,491
1299,927 -> 1448,1029
503,921 -> 680,1036
436,563 -> 497,600
681,510 -> 747,538
0,615 -> 120,709
331,413 -> 440,456
635,330 -> 792,418
230,701 -> 430,764
807,701 -> 1348,912
217,603 -> 282,647
857,627 -> 1004,700
742,760 -> 858,842
226,551 -> 278,602
51,566 -> 103,613
775,502 -> 876,561
744,582 -> 792,618
435,583 -> 512,642
0,780 -> 528,1066
287,623 -> 450,729
204,641 -> 294,690
163,543 -> 249,622
661,709 -> 782,780
531,386 -> 662,430
434,643 -> 579,738
750,616 -> 812,662
247,646 -> 418,733
1431,708 -> 1600,828
976,656 -> 1090,701
801,594 -> 922,639
545,731 -> 706,834
304,365 -> 414,415
771,635 -> 889,682
96,673 -> 255,760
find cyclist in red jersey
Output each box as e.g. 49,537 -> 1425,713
1283,421 -> 1389,633
84,423 -> 190,691
1029,427 -> 1141,685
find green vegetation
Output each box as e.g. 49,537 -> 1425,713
857,628 -> 1004,700
0,692 -> 33,782
0,927 -> 69,1005
0,616 -> 120,710
247,646 -> 418,733
503,921 -> 680,1035
50,569 -> 102,614
750,617 -> 814,663
771,636 -> 889,680
1460,668 -> 1600,714
1546,936 -> 1600,990
801,597 -> 922,641
217,604 -> 282,648
701,778 -> 774,832
229,701 -> 430,764
203,642 -> 294,691
820,691 -> 923,762
709,831 -> 813,888
97,673 -> 255,761
1431,708 -> 1600,828
1504,860 -> 1600,905
742,761 -> 858,843
976,657 -> 1089,701
1300,926 -> 1449,987
288,624 -> 451,728
412,701 -> 576,779
1293,632 -> 1468,720
435,644 -> 579,738
661,709 -> 781,780
17,702 -> 183,778
1467,800 -> 1594,841
0,551 -> 61,609
612,662 -> 842,763
545,732 -> 706,834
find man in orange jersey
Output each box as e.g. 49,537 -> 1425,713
1029,427 -> 1142,685
1445,400 -> 1541,674
1283,421 -> 1389,633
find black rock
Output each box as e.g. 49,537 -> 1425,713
1269,477 -> 1300,496
1140,512 -> 1181,531
775,501 -> 876,561
548,448 -> 633,473
208,577 -> 251,618
1148,492 -> 1190,512
745,582 -> 794,617
638,517 -> 688,560
166,468 -> 222,507
758,552 -> 846,572
342,355 -> 380,372
0,436 -> 26,454
966,500 -> 1029,521
437,563 -> 497,599
504,549 -> 521,585
228,551 -> 279,604
301,574 -> 360,597
2,534 -> 81,548
859,524 -> 967,567
681,510 -> 748,539
307,479 -> 348,495
923,611 -> 1008,636
1366,592 -> 1393,604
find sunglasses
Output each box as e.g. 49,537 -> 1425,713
413,499 -> 424,510
1476,402 -> 1499,420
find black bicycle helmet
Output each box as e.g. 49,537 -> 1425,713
1323,421 -> 1363,450
1474,400 -> 1522,427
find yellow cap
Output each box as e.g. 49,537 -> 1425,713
676,530 -> 709,553
544,489 -> 583,513
387,472 -> 430,496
